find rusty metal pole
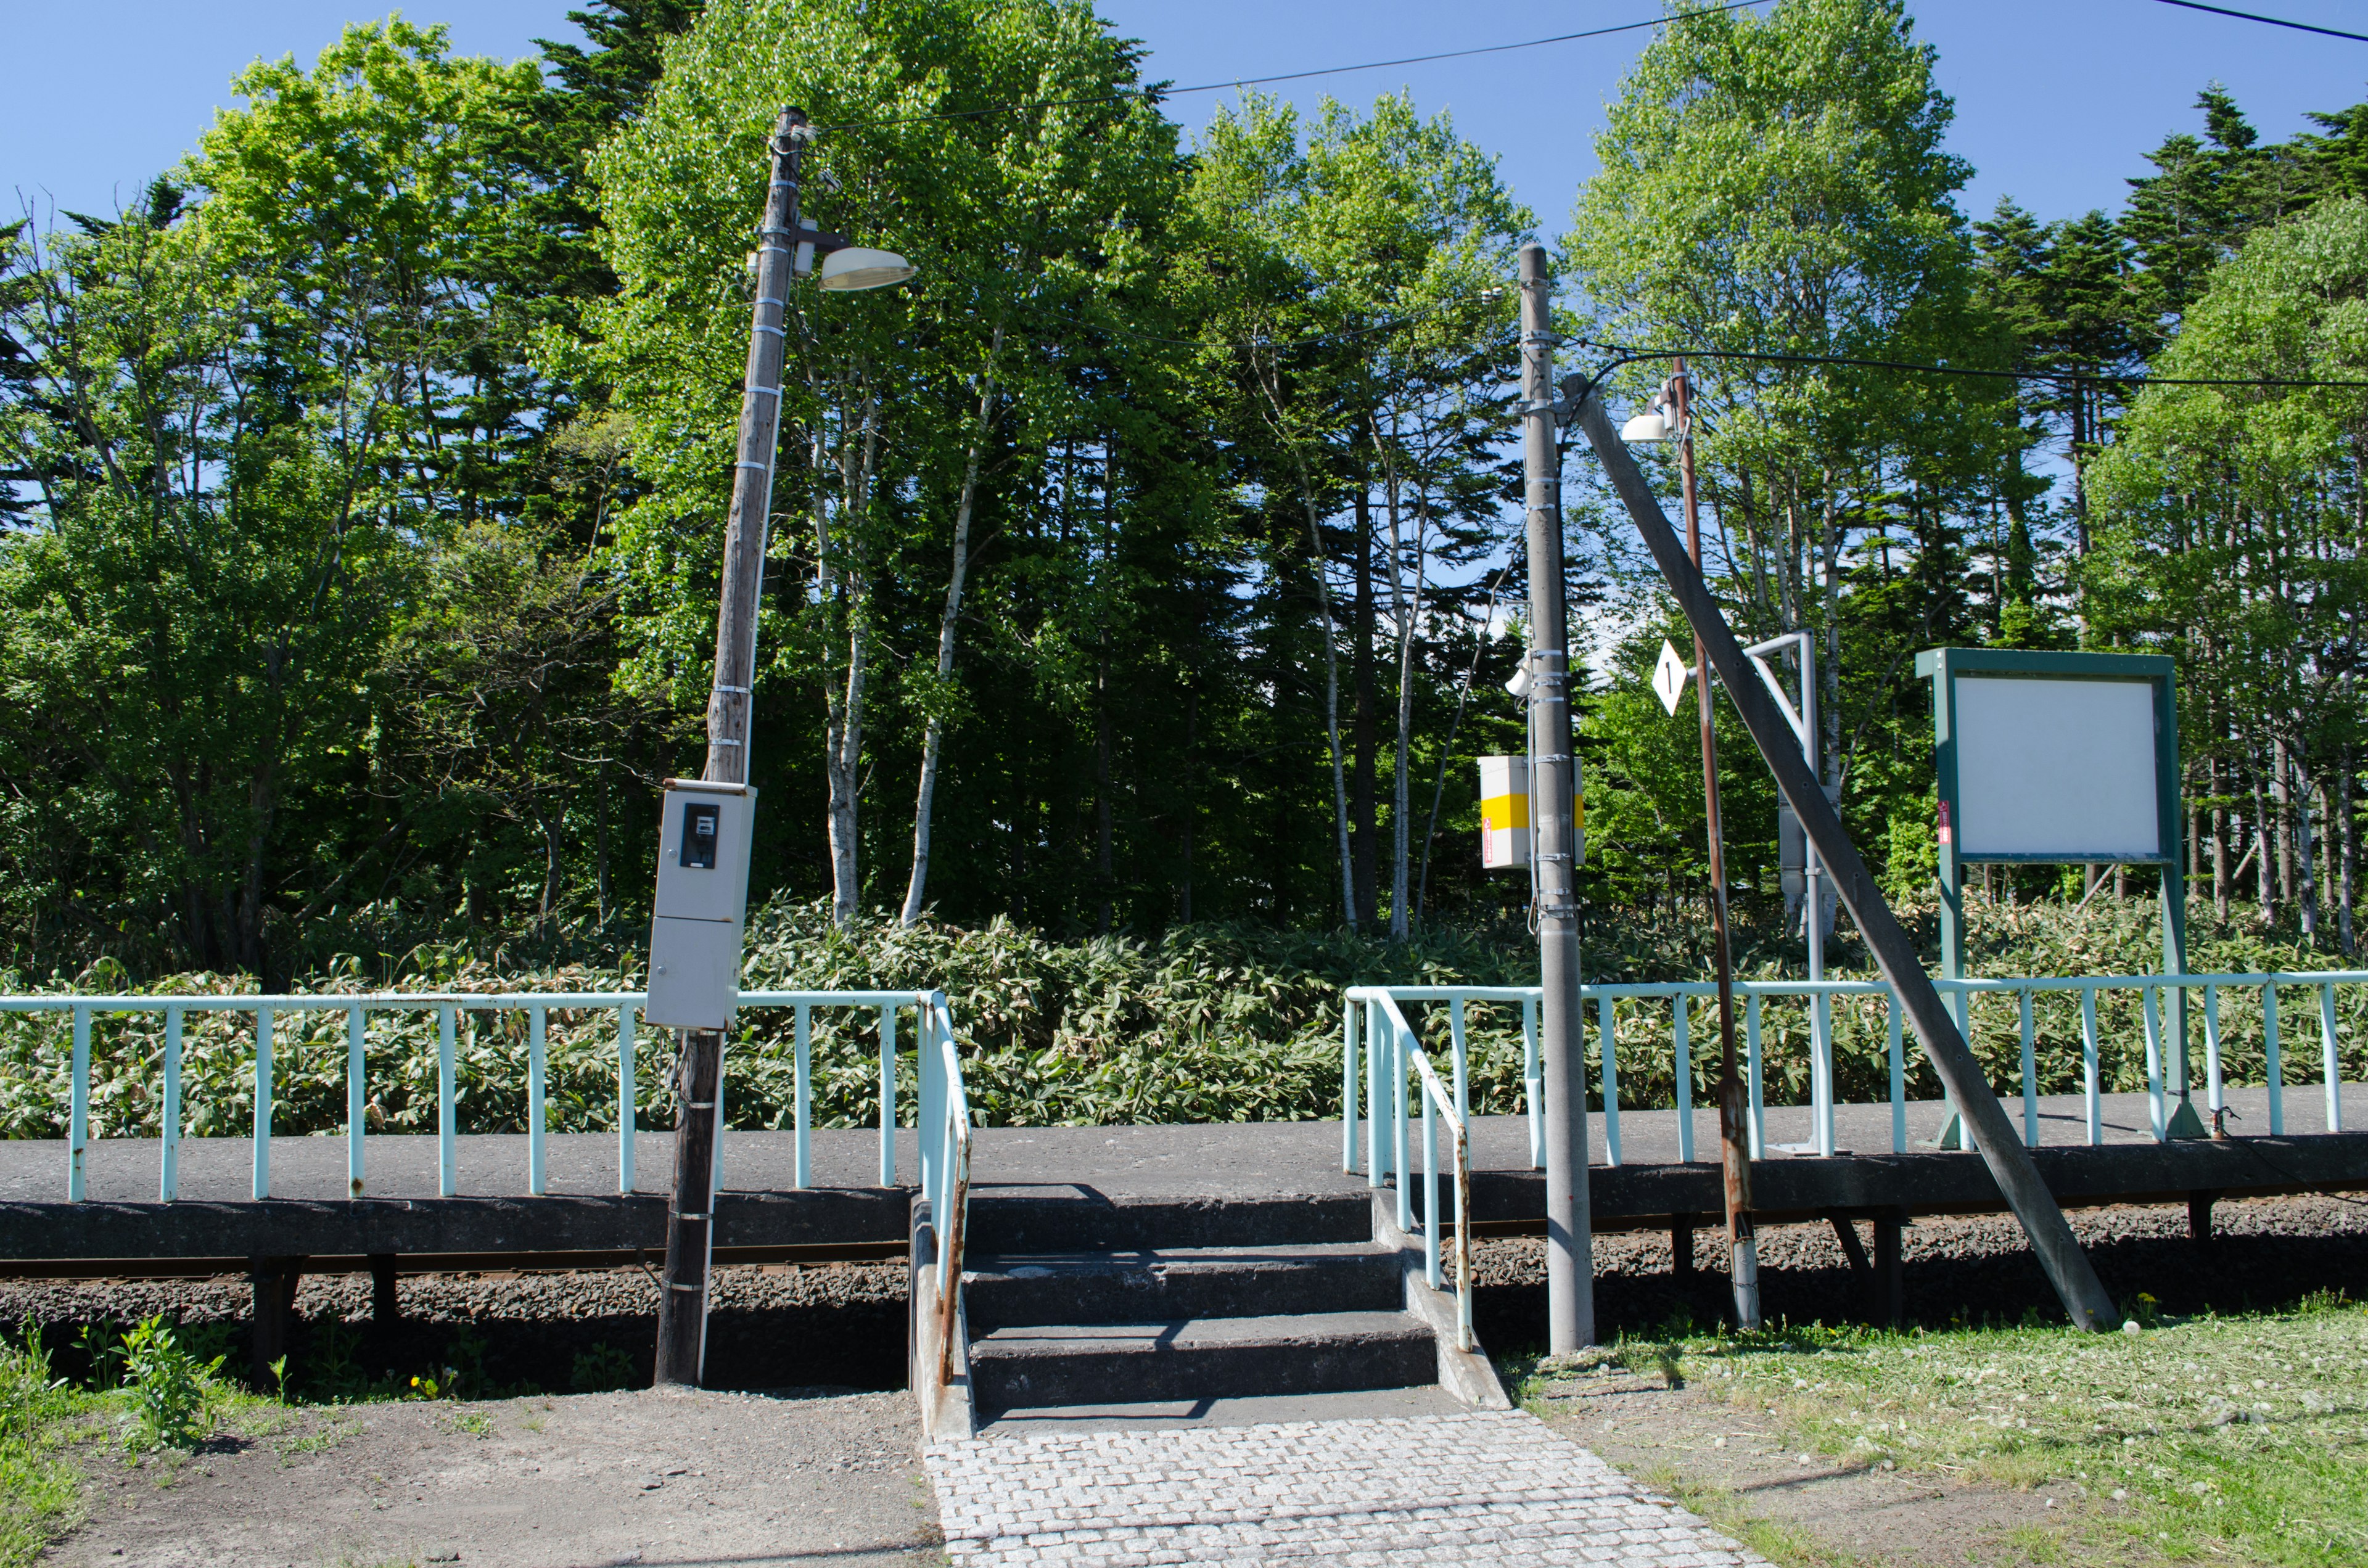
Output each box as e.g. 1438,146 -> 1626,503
1672,361 -> 1759,1329
654,106 -> 806,1389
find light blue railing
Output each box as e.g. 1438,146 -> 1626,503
1350,990 -> 1473,1350
1346,971 -> 2364,1168
912,992 -> 974,1387
4,989 -> 945,1203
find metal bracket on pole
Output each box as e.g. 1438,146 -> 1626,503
1573,389 -> 2120,1333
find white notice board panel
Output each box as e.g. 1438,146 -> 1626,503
1952,676 -> 2158,860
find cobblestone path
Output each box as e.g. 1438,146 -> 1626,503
926,1409 -> 1767,1566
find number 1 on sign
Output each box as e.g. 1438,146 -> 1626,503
1654,639 -> 1695,716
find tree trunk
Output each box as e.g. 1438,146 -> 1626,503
818,387 -> 881,927
2341,740 -> 2357,956
1379,429 -> 1423,942
1248,351 -> 1355,930
2298,749 -> 2320,943
2253,765 -> 2276,926
1351,480 -> 1377,929
2274,735 -> 2295,909
2210,749 -> 2229,922
900,328 -> 1001,926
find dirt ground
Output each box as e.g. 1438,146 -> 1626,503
1532,1366 -> 2156,1568
49,1386 -> 945,1568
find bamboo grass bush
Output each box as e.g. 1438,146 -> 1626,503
2,895 -> 2361,1140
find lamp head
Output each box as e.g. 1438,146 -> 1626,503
817,245 -> 917,291
1620,405 -> 1671,443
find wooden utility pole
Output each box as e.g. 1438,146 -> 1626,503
654,105 -> 807,1388
1671,362 -> 1759,1330
1519,244 -> 1595,1352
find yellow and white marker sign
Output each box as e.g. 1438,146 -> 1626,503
1479,755 -> 1530,869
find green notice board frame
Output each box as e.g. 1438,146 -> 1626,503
1914,647 -> 2203,1138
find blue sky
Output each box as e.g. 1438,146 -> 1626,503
9,1 -> 2368,232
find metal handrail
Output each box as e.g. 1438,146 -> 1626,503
4,988 -> 941,1204
913,994 -> 972,1390
1361,992 -> 1473,1352
1347,969 -> 2364,1168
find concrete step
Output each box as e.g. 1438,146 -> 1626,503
964,1242 -> 1402,1330
968,1310 -> 1436,1413
964,1191 -> 1371,1254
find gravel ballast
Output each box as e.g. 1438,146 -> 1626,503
6,1194 -> 2365,1392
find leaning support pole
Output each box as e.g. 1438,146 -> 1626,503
1574,392 -> 2119,1333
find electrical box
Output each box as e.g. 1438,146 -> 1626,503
1777,783 -> 1841,940
644,780 -> 757,1030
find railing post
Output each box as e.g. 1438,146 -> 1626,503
1745,991 -> 1765,1159
1393,1016 -> 1412,1234
1886,991 -> 1906,1154
2264,979 -> 2285,1135
1342,999 -> 1360,1175
1522,997 -> 1544,1170
528,1005 -> 548,1195
1367,999 -> 1386,1187
2018,988 -> 2039,1149
714,1036 -> 730,1195
879,1004 -> 897,1189
2322,982 -> 2343,1134
1812,987 -> 1836,1157
438,1004 -> 458,1197
1449,998 -> 1470,1128
1423,1085 -> 1441,1289
2080,987 -> 2102,1147
618,1004 -> 637,1195
794,1003 -> 812,1191
2202,985 -> 2223,1122
918,1004 -> 942,1199
1596,995 -> 1621,1167
1673,991 -> 1696,1164
2142,987 -> 2167,1143
347,1003 -> 368,1198
252,1004 -> 274,1201
161,1004 -> 182,1202
68,1004 -> 89,1202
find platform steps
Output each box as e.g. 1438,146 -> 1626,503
952,1190 -> 1498,1418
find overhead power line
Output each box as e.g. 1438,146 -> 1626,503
815,0 -> 1772,131
1568,340 -> 2368,400
2150,0 -> 2368,43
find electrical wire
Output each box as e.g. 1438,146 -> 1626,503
812,0 -> 1771,131
1564,339 -> 2368,406
2150,0 -> 2368,44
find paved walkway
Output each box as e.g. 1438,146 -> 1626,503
925,1409 -> 1765,1566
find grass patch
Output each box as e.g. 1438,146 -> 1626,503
0,1321 -> 96,1567
1528,1293 -> 2368,1566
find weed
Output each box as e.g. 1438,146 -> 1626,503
449,1410 -> 493,1439
1,1315 -> 96,1564
569,1341 -> 635,1393
117,1315 -> 221,1453
74,1319 -> 126,1389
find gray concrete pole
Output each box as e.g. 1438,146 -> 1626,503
1519,244 -> 1595,1352
1574,389 -> 2120,1333
656,105 -> 805,1388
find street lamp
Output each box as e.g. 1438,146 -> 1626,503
651,104 -> 915,1391
818,245 -> 918,290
